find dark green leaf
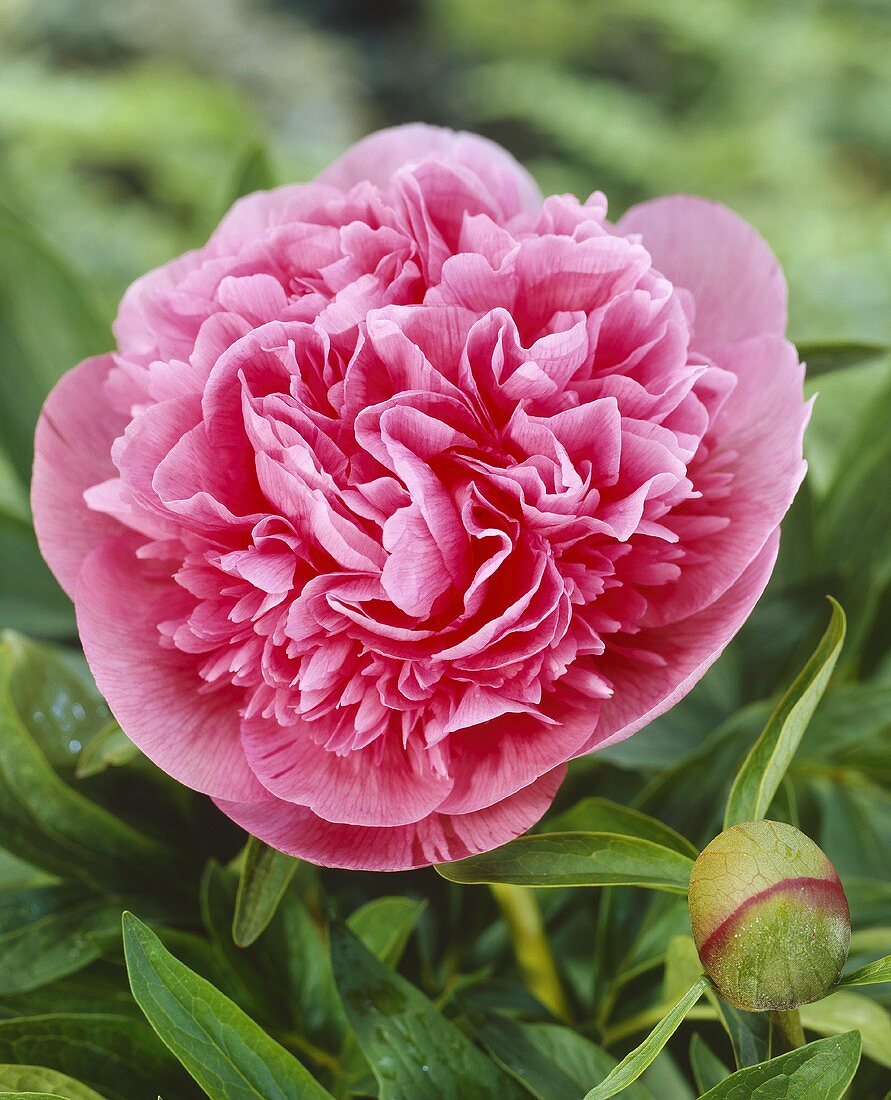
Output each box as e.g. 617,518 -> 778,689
0,1014 -> 198,1100
0,1064 -> 104,1100
543,798 -> 698,859
724,598 -> 845,827
583,976 -> 709,1099
797,341 -> 888,376
0,634 -> 177,890
330,922 -> 525,1100
697,1031 -> 861,1099
469,1012 -> 653,1100
689,1034 -> 730,1092
0,885 -> 121,994
123,913 -> 334,1100
437,832 -> 694,892
709,999 -> 771,1069
232,838 -> 298,948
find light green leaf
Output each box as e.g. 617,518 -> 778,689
74,724 -> 138,780
697,1031 -> 861,1099
330,922 -> 525,1100
689,1034 -> 730,1092
226,144 -> 275,206
0,634 -> 176,889
801,990 -> 891,1068
583,976 -> 709,1099
0,1015 -> 196,1100
662,936 -> 703,1005
797,341 -> 888,377
437,832 -> 694,892
468,1012 -> 653,1100
724,598 -> 845,828
0,1065 -> 105,1100
840,952 -> 891,988
346,896 -> 426,968
232,838 -> 298,948
0,1093 -> 67,1098
543,797 -> 698,859
123,913 -> 334,1100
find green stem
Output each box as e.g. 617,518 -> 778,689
772,1008 -> 805,1050
490,883 -> 571,1022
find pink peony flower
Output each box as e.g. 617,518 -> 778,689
33,125 -> 808,870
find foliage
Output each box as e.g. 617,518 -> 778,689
0,1 -> 889,1096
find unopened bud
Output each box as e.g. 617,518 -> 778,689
688,820 -> 850,1012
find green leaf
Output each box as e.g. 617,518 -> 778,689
0,1093 -> 67,1099
708,999 -> 771,1069
346,896 -> 426,968
689,1034 -> 730,1092
0,522 -> 74,639
122,912 -> 334,1100
74,725 -> 138,780
329,922 -> 525,1100
583,976 -> 709,1099
0,200 -> 108,481
797,341 -> 888,377
436,832 -> 694,892
840,952 -> 891,987
0,634 -> 177,889
0,1065 -> 105,1100
724,598 -> 845,827
468,1012 -> 653,1100
800,991 -> 891,1068
227,144 -> 275,205
543,797 -> 698,859
232,838 -> 298,948
0,1015 -> 197,1100
0,885 -> 123,994
697,1031 -> 861,1099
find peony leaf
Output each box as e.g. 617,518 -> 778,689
436,832 -> 694,892
467,1012 -> 654,1100
800,990 -> 891,1068
723,598 -> 845,828
0,1015 -> 195,1100
329,922 -> 526,1100
689,1034 -> 731,1093
232,837 -> 298,948
123,913 -> 334,1100
696,1031 -> 861,1099
797,340 -> 888,377
839,952 -> 891,988
0,634 -> 179,890
0,1064 -> 105,1100
346,895 -> 426,969
582,975 -> 709,1099
543,797 -> 698,859
227,143 -> 276,205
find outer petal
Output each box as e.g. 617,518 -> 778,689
583,529 -> 780,754
617,196 -> 787,357
317,123 -> 542,215
215,765 -> 565,872
76,537 -> 266,802
32,355 -> 127,599
644,335 -> 808,628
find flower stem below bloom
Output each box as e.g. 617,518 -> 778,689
772,1008 -> 805,1050
490,883 -> 571,1022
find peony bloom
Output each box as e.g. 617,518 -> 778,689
33,125 -> 808,870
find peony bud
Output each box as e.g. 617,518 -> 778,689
688,820 -> 850,1012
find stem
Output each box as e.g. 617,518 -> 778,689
772,1008 -> 805,1050
490,883 -> 571,1022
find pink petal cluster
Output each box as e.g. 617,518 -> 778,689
33,125 -> 808,870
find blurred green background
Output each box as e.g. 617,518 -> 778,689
0,0 -> 889,637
